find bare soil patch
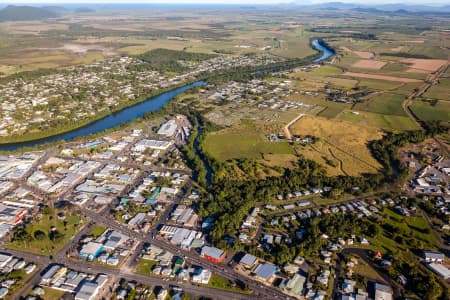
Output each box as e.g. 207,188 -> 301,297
391,46 -> 406,52
401,58 -> 448,72
352,59 -> 386,70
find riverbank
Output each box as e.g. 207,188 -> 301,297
0,80 -> 196,145
0,39 -> 334,151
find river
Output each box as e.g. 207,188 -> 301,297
312,39 -> 335,63
0,39 -> 333,151
0,81 -> 205,151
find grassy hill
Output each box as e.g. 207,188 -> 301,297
0,5 -> 58,22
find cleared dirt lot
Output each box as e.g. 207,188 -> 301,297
352,59 -> 387,70
343,72 -> 423,83
401,58 -> 448,72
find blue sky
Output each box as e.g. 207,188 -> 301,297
6,0 -> 450,4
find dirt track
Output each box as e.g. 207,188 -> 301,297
283,113 -> 304,140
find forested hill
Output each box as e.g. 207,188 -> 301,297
0,5 -> 58,22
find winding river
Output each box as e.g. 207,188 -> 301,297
0,39 -> 333,151
312,39 -> 335,63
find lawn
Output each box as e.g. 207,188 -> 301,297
206,274 -> 250,294
410,101 -> 450,121
41,287 -> 66,300
89,225 -> 106,238
6,210 -> 84,255
203,120 -> 294,161
135,259 -> 159,275
351,258 -> 385,283
354,93 -> 407,116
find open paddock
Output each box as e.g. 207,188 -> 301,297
423,79 -> 450,100
337,110 -> 420,131
343,72 -> 423,83
203,120 -> 295,161
353,51 -> 375,59
401,58 -> 448,73
410,101 -> 450,121
354,93 -> 406,116
291,116 -> 382,176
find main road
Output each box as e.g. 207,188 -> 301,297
5,248 -> 256,300
77,206 -> 293,299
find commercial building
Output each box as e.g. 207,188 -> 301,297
201,246 -> 226,263
80,242 -> 104,260
239,254 -> 258,269
74,275 -> 108,300
157,120 -> 178,137
254,263 -> 277,282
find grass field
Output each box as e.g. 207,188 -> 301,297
206,274 -> 250,294
423,79 -> 450,100
354,93 -> 407,116
303,65 -> 343,77
291,116 -> 382,176
89,225 -> 106,238
41,287 -> 66,300
391,82 -> 423,95
135,259 -> 159,275
338,110 -> 420,131
317,102 -> 352,119
203,120 -> 294,161
269,31 -> 316,59
6,211 -> 84,255
351,257 -> 385,282
410,101 -> 450,121
357,79 -> 404,91
368,208 -> 438,254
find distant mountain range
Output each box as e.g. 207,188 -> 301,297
0,5 -> 58,22
0,2 -> 448,21
290,1 -> 450,13
0,5 -> 96,22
